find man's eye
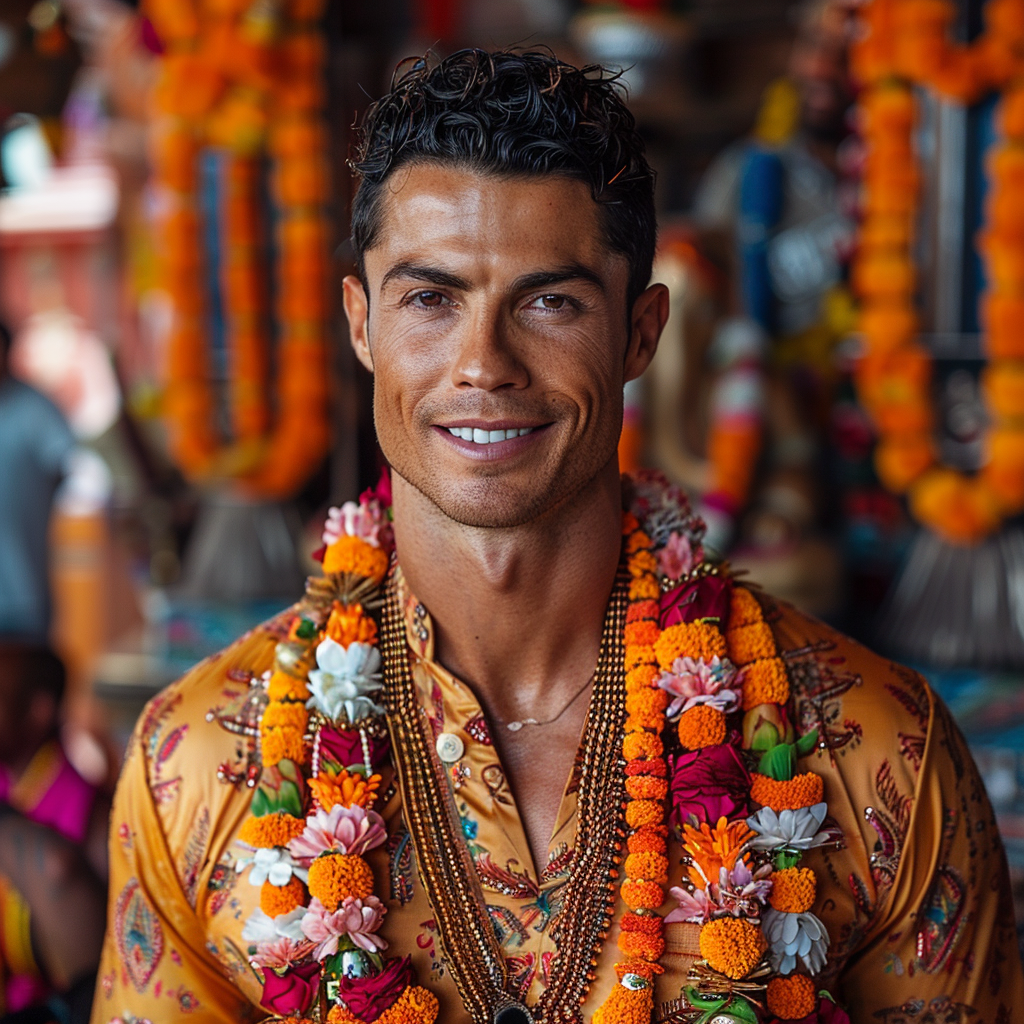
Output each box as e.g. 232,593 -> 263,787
531,295 -> 569,310
412,291 -> 446,307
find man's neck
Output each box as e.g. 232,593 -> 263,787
391,461 -> 624,726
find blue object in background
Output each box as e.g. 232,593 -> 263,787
738,146 -> 785,335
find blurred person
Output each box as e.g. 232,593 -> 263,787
92,49 -> 1020,1024
686,0 -> 859,552
0,320 -> 74,641
0,641 -> 108,1024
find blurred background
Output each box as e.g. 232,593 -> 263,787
3,0 -> 1024,1012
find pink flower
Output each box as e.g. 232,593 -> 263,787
252,936 -> 316,971
716,861 -> 772,917
323,500 -> 389,549
658,531 -> 696,579
300,897 -> 387,958
670,744 -> 751,827
658,656 -> 739,717
288,805 -> 388,864
665,884 -> 713,924
259,960 -> 321,1016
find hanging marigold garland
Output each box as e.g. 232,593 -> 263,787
852,0 -> 1024,544
146,0 -> 330,498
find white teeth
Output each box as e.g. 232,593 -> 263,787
448,426 -> 536,444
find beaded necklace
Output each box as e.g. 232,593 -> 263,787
229,471 -> 844,1024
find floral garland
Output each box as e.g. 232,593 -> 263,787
146,0 -> 330,498
851,0 -> 1024,544
231,471 -> 845,1023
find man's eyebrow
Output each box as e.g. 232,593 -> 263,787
511,264 -> 607,294
380,262 -> 471,291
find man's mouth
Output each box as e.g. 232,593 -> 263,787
444,426 -> 537,445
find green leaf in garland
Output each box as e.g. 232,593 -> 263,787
250,787 -> 272,817
774,848 -> 802,870
757,742 -> 796,780
796,727 -> 819,758
277,778 -> 304,818
295,617 -> 317,640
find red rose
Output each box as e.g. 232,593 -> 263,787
319,725 -> 390,771
336,956 -> 413,1021
260,961 -> 321,1016
669,743 -> 751,827
771,996 -> 851,1024
660,576 -> 732,629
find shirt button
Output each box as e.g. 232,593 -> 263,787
436,733 -> 465,762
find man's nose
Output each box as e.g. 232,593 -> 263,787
450,308 -> 529,392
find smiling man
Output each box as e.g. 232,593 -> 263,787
92,51 -> 1022,1024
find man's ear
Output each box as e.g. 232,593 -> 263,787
623,282 -> 670,384
343,275 -> 374,373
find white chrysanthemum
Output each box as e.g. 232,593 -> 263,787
306,637 -> 383,723
244,846 -> 308,887
746,802 -> 830,851
241,906 -> 306,945
762,907 -> 829,975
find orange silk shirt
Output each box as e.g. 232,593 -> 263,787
91,585 -> 1024,1024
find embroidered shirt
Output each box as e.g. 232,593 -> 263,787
91,585 -> 1024,1024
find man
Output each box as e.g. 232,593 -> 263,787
0,643 -> 108,1023
93,50 -> 1022,1024
0,320 -> 75,640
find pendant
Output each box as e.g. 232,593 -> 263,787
493,998 -> 534,1024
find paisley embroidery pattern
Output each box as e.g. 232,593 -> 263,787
114,878 -> 164,993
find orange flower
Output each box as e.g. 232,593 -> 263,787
625,688 -> 669,722
728,586 -> 763,629
625,620 -> 660,647
622,512 -> 640,535
624,851 -> 669,884
267,670 -> 310,702
769,867 -> 817,913
328,985 -> 440,1024
682,817 -> 752,887
654,621 -> 728,670
261,727 -> 305,767
618,931 -> 665,960
626,599 -> 660,623
260,876 -> 306,917
628,550 -> 658,576
326,602 -> 378,646
623,732 -> 663,761
625,776 -> 669,801
629,577 -> 660,601
307,852 -> 374,910
238,812 -> 307,849
741,658 -> 791,710
322,536 -> 389,582
751,772 -> 824,811
309,768 -> 382,811
627,826 -> 668,855
262,701 -> 309,732
726,621 -> 777,665
766,974 -> 817,1020
620,879 -> 665,911
626,665 -> 660,691
625,645 -> 657,672
625,800 -> 665,829
699,917 -> 767,980
676,705 -> 726,750
625,529 -> 653,553
620,912 -> 664,936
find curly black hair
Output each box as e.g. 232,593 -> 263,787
350,49 -> 657,311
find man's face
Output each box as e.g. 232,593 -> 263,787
344,164 -> 662,529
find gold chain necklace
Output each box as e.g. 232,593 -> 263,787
381,570 -> 629,1024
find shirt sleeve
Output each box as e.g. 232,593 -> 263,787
837,690 -> 1024,1021
90,705 -> 260,1024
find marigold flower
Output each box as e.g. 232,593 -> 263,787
625,758 -> 667,778
625,528 -> 653,553
239,812 -> 307,849
629,577 -> 660,601
267,671 -> 310,703
769,867 -> 817,913
628,550 -> 658,576
698,917 -> 768,979
625,775 -> 669,801
322,535 -> 389,582
307,852 -> 375,910
262,702 -> 309,732
655,622 -> 728,670
621,879 -> 665,910
622,512 -> 641,534
326,602 -> 378,646
618,931 -> 665,960
260,876 -> 306,917
625,644 -> 657,671
676,705 -> 726,750
624,851 -> 669,884
682,817 -> 753,887
309,768 -> 382,811
625,799 -> 664,829
625,688 -> 669,721
726,621 -> 777,665
623,731 -> 663,761
261,727 -> 305,767
729,586 -> 763,628
750,772 -> 824,811
740,658 -> 791,710
625,620 -> 661,647
766,974 -> 816,1019
627,826 -> 667,855
625,665 -> 660,691
626,599 -> 660,623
